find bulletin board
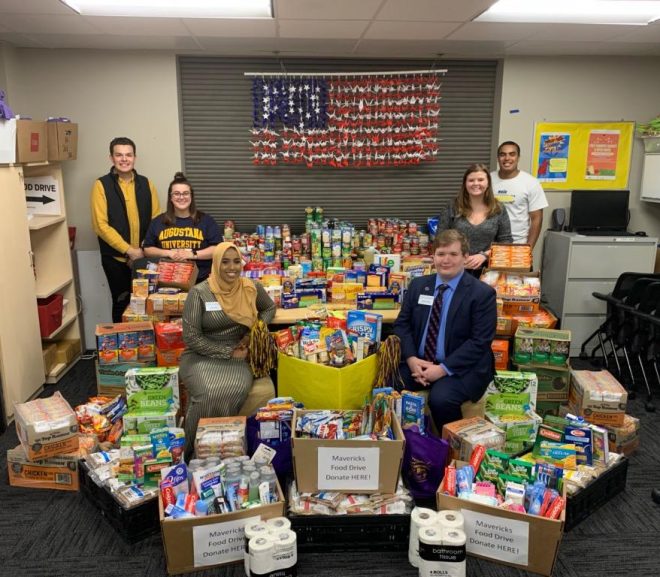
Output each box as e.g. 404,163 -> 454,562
531,121 -> 634,190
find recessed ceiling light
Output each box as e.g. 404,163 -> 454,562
475,0 -> 660,25
61,0 -> 273,19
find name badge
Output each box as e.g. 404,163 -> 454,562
205,301 -> 222,312
418,294 -> 434,306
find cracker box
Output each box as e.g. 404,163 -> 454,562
441,417 -> 506,462
606,414 -> 640,447
7,445 -> 80,491
14,392 -> 79,461
356,292 -> 397,310
281,289 -> 326,308
568,369 -> 627,427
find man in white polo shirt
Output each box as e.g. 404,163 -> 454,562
491,141 -> 548,248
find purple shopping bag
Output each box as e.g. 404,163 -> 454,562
402,425 -> 450,500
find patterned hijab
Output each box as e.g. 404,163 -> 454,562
207,242 -> 257,328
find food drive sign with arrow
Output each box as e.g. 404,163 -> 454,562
24,175 -> 61,216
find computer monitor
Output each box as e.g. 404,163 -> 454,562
568,189 -> 629,232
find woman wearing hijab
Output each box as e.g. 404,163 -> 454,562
179,242 -> 276,447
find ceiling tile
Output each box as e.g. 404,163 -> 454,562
83,16 -> 189,36
355,38 -> 504,58
0,14 -> 99,35
196,36 -> 356,56
505,41 -> 618,56
530,24 -> 633,43
279,19 -> 369,39
183,18 -> 277,37
275,0 -> 382,20
365,21 -> 461,40
447,22 -> 547,42
0,0 -> 73,15
377,0 -> 495,22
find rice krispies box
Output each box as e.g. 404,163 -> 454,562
346,310 -> 383,343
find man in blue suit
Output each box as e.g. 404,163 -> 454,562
393,229 -> 497,432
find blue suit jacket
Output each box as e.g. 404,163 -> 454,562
393,271 -> 497,401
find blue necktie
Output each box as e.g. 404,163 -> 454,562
423,284 -> 449,362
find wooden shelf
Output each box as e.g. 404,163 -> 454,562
45,354 -> 81,384
272,306 -> 400,324
36,277 -> 72,300
28,214 -> 66,230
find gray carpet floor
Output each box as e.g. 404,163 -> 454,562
1,356 -> 659,576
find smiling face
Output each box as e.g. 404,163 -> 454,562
170,183 -> 192,215
110,144 -> 135,177
433,240 -> 466,281
465,170 -> 489,199
218,247 -> 242,284
497,143 -> 520,177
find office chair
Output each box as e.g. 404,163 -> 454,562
580,272 -> 660,371
619,281 -> 660,412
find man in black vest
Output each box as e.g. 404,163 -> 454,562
91,137 -> 160,322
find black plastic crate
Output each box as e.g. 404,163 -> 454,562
565,457 -> 628,532
289,513 -> 410,552
79,460 -> 160,543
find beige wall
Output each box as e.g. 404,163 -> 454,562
7,49 -> 181,251
5,51 -> 660,254
497,56 -> 660,262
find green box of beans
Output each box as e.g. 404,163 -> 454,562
486,370 -> 539,411
125,366 -> 180,414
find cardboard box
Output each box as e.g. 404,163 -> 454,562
55,338 -> 81,365
437,461 -> 565,576
16,119 -> 48,163
568,370 -> 627,427
496,316 -> 517,337
535,400 -> 564,418
291,409 -> 405,494
491,339 -> 509,371
96,360 -> 156,397
46,121 -> 78,161
156,347 -> 185,367
488,370 -> 538,410
485,410 -> 542,455
277,352 -> 377,410
14,391 -> 79,461
609,436 -> 639,456
42,342 -> 57,375
7,445 -> 79,491
123,410 -> 178,435
606,414 -> 640,447
516,363 -> 571,402
513,327 -> 571,367
159,484 -> 285,574
125,366 -> 179,413
157,260 -> 199,291
441,417 -> 506,462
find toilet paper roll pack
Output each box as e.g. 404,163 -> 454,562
419,526 -> 467,577
408,507 -> 438,568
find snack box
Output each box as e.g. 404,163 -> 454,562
605,414 -> 640,447
14,392 -> 79,461
491,339 -> 510,371
281,289 -> 326,309
291,409 -> 404,494
157,259 -> 198,291
154,321 -> 184,351
513,327 -> 571,367
568,370 -> 627,427
7,445 -> 80,491
96,322 -> 156,363
329,283 -> 365,304
356,292 -> 397,310
122,410 -> 178,435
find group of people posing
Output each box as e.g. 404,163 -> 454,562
91,136 -> 547,445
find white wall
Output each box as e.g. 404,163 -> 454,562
498,56 -> 660,254
7,49 -> 181,251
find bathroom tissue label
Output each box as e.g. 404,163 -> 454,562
317,447 -> 379,490
193,515 -> 260,567
461,510 -> 529,565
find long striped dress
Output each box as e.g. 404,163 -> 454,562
179,279 -> 276,450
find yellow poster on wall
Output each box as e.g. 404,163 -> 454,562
532,121 -> 634,190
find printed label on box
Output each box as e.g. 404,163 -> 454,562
193,515 -> 259,568
461,509 -> 529,566
317,447 -> 379,491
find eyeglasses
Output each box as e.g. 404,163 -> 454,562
171,192 -> 191,198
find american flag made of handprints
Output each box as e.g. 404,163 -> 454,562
250,72 -> 443,168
